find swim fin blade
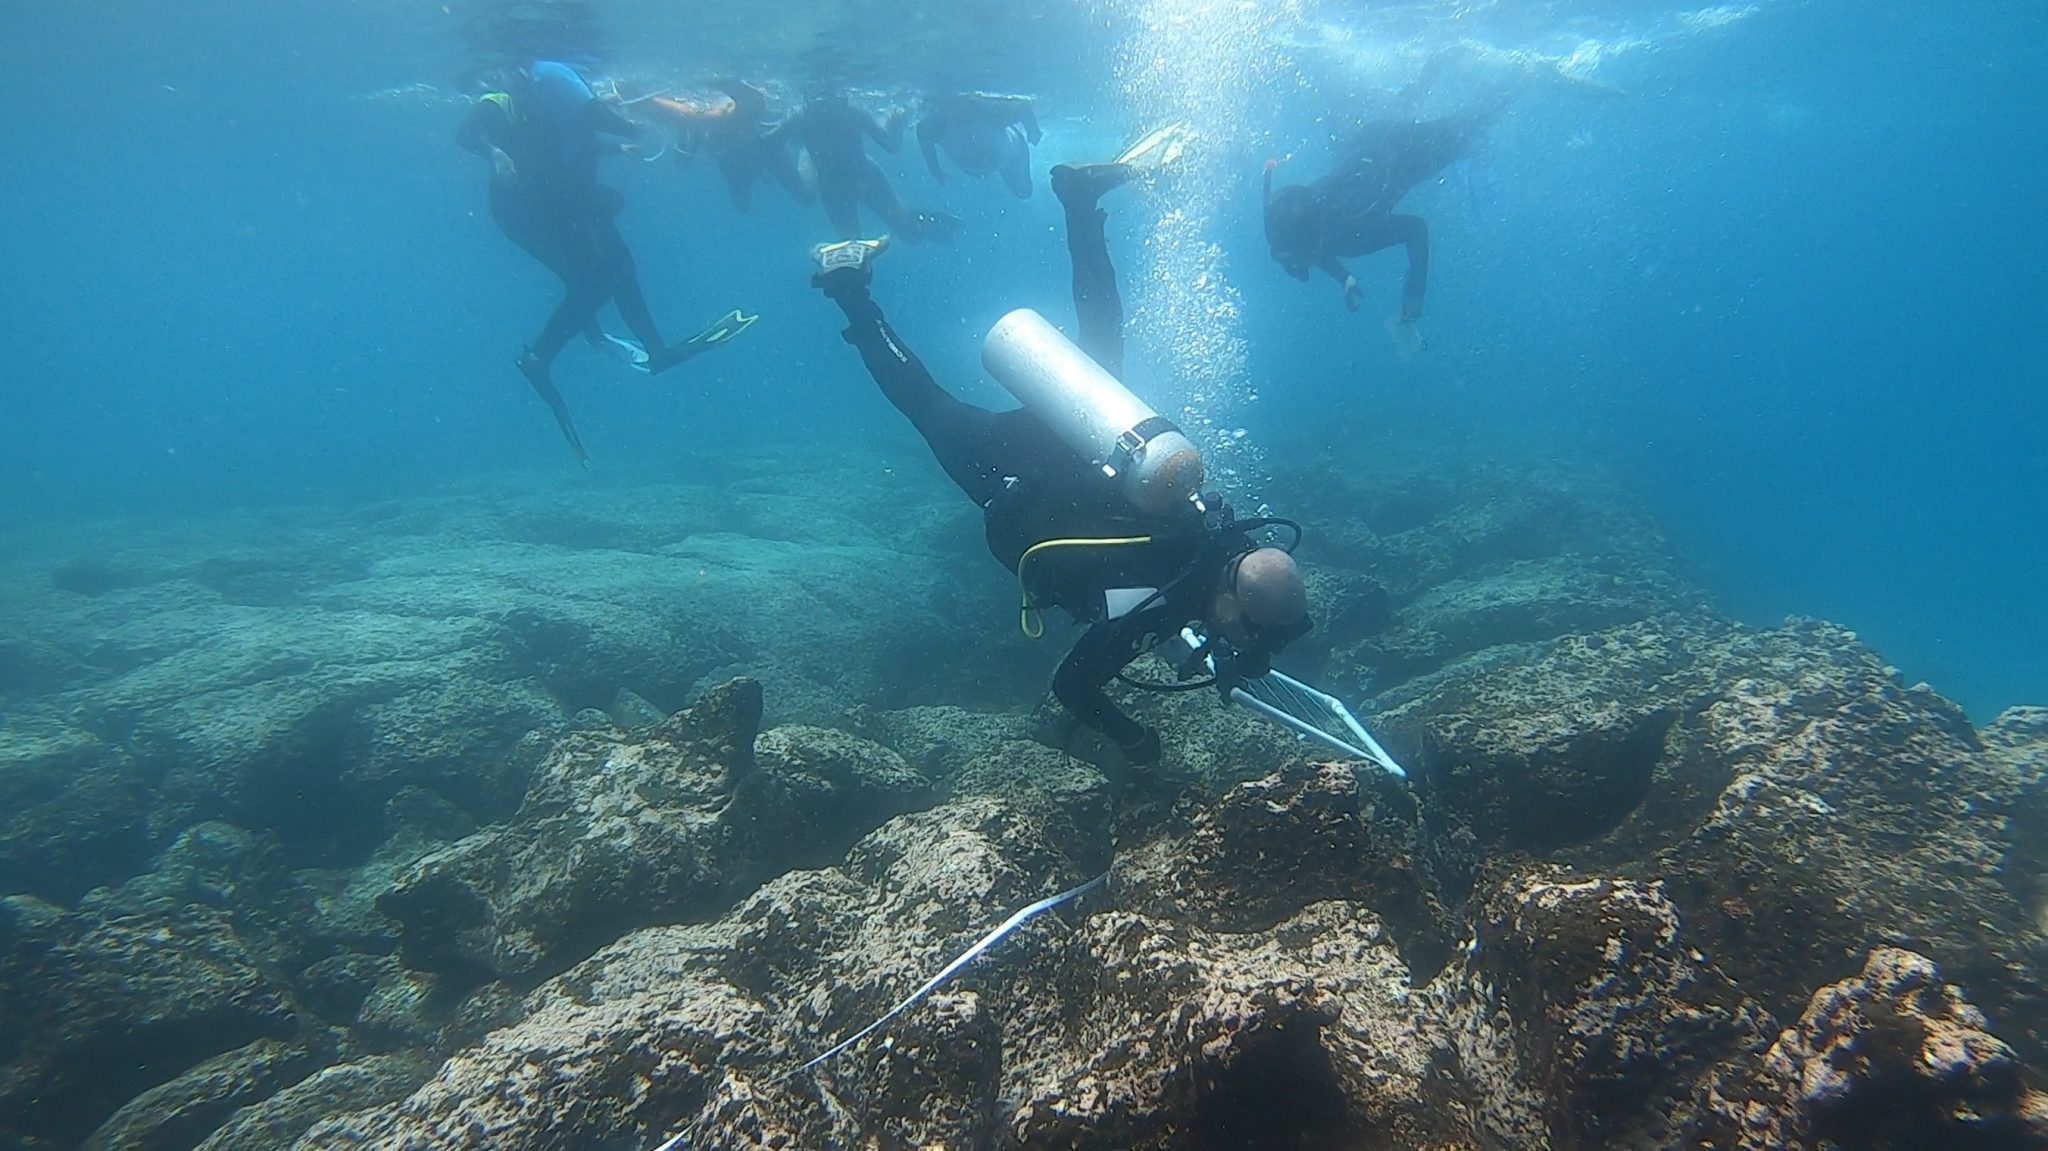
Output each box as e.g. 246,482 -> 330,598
1115,121 -> 1193,172
1384,314 -> 1426,362
641,309 -> 760,376
689,308 -> 760,347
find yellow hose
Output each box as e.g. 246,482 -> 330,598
1015,536 -> 1153,637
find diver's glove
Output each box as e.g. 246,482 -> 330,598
1117,724 -> 1163,767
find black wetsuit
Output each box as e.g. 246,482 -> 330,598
819,185 -> 1245,754
782,95 -> 953,244
457,90 -> 666,369
1270,109 -> 1497,318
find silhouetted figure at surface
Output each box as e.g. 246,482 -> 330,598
777,92 -> 959,244
917,92 -> 1043,199
1263,100 -> 1503,352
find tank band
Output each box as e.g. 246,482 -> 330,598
1129,415 -> 1182,443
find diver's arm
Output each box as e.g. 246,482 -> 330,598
865,107 -> 907,153
1016,100 -> 1043,145
917,117 -> 947,182
456,100 -> 506,155
589,102 -> 641,139
709,78 -> 768,121
1316,254 -> 1363,312
457,100 -> 517,178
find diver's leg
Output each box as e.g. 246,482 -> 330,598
596,221 -> 668,353
718,157 -> 756,212
821,178 -> 863,239
766,148 -> 815,205
1386,213 -> 1430,319
1049,164 -> 1129,379
858,157 -> 921,240
999,129 -> 1033,199
813,261 -> 1008,505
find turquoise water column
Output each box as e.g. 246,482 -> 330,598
1110,0 -> 1296,495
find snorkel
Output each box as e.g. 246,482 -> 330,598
1262,159 -> 1316,281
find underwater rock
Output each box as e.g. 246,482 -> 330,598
854,703 -> 1036,779
80,1037 -> 323,1151
192,1051 -> 434,1151
1429,872 -> 1773,1149
297,779 -> 1113,1150
1377,617 -> 1705,859
754,723 -> 934,866
1636,621 -> 2046,1061
1696,946 -> 2048,1150
1377,615 -> 2047,1064
0,894 -> 298,1148
292,771 -> 1484,1150
1000,898 -> 1450,1150
375,678 -> 773,983
1115,762 -> 1449,970
80,820 -> 331,977
1351,553 -> 1692,690
0,718 -> 150,902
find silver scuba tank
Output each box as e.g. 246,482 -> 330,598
980,308 -> 1206,515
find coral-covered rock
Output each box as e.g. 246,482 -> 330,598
81,1038 -> 323,1151
754,723 -> 934,864
1384,617 -> 2048,1060
1698,947 -> 2048,1150
375,679 -> 775,982
194,1052 -> 433,1151
1429,872 -> 1772,1149
0,718 -> 150,902
0,895 -> 298,1148
297,778 -> 1112,1150
1116,763 -> 1448,967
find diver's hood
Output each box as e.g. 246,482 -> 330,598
1261,170 -> 1316,254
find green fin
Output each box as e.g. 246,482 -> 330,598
686,309 -> 760,348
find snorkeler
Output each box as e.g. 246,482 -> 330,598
777,92 -> 960,245
641,78 -> 812,213
459,61 -> 748,464
916,93 -> 1043,199
809,149 -> 1310,766
1262,102 -> 1503,355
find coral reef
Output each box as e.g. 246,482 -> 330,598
1,456 -> 2043,1150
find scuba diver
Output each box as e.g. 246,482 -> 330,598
776,91 -> 960,245
916,93 -> 1043,199
458,60 -> 753,464
809,143 -> 1309,767
640,78 -> 812,213
1262,101 -> 1503,356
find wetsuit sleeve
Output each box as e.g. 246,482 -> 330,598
864,109 -> 906,153
1314,254 -> 1351,284
455,99 -> 508,157
917,117 -> 946,179
1051,618 -> 1151,748
1017,100 -> 1042,144
588,102 -> 640,139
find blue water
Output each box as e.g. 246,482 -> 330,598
2,0 -> 2042,718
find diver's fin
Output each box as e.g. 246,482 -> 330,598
516,352 -> 592,468
812,236 -> 889,275
1384,314 -> 1427,362
641,309 -> 760,376
595,332 -> 650,368
686,308 -> 759,348
1114,121 -> 1194,172
1050,162 -> 1132,208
